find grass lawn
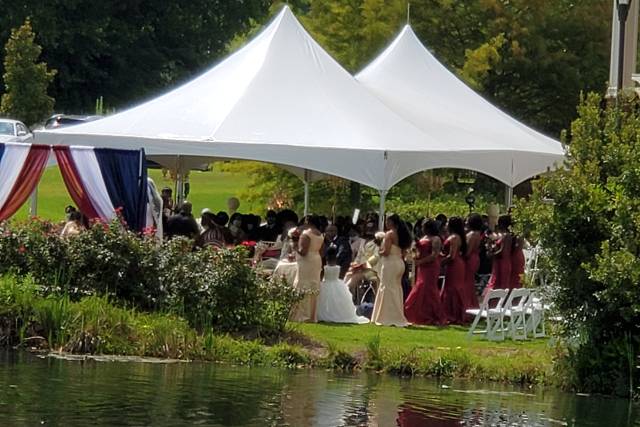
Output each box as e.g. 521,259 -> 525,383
294,322 -> 550,354
12,166 -> 258,222
293,322 -> 554,384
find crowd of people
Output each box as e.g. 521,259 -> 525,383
60,188 -> 527,329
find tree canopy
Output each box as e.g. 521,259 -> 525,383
0,0 -> 270,114
0,18 -> 56,126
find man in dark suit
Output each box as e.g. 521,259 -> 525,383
324,224 -> 352,278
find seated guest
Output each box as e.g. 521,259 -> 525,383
324,224 -> 352,278
197,208 -> 211,232
228,212 -> 247,244
276,220 -> 298,260
258,210 -> 280,242
243,214 -> 261,241
61,211 -> 85,238
196,212 -> 225,248
166,202 -> 199,239
214,211 -> 233,245
348,225 -> 366,263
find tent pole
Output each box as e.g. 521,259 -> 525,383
29,186 -> 38,217
505,185 -> 513,210
378,190 -> 387,231
303,169 -> 310,217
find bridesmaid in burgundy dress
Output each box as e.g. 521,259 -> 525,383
464,213 -> 483,310
510,233 -> 526,288
404,219 -> 446,325
486,215 -> 513,291
440,217 -> 467,325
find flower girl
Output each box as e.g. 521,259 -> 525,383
317,245 -> 369,324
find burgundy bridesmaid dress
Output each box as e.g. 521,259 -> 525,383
486,237 -> 512,291
464,245 -> 480,310
440,237 -> 467,324
404,238 -> 446,325
510,241 -> 525,288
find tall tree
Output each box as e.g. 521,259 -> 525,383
0,18 -> 56,126
0,1 -> 271,114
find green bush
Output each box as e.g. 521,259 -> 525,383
0,218 -> 301,337
386,193 -> 499,223
516,93 -> 640,396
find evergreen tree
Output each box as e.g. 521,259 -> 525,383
0,18 -> 56,126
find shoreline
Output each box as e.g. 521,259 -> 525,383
4,318 -> 554,387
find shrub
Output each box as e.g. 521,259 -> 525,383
0,218 -> 300,338
516,93 -> 640,396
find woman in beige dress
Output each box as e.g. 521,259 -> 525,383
290,216 -> 324,322
371,214 -> 411,327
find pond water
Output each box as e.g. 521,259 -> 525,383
0,351 -> 638,426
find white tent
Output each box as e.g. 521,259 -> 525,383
356,25 -> 565,192
36,8 -> 458,188
36,7 -> 563,221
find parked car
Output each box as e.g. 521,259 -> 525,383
44,114 -> 102,129
0,118 -> 33,143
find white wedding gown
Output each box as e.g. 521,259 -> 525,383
317,265 -> 369,324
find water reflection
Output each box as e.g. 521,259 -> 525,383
0,351 -> 638,426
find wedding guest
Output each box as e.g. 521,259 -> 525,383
464,213 -> 483,310
404,219 -> 447,325
511,226 -> 526,289
228,212 -> 247,244
317,245 -> 369,324
258,210 -> 280,242
166,202 -> 199,240
291,215 -> 324,323
440,217 -> 467,324
196,211 -> 225,248
61,211 -> 85,238
371,214 -> 410,327
324,224 -> 352,278
348,225 -> 366,262
486,215 -> 513,291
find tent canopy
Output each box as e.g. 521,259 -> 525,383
356,25 -> 565,187
37,7 -> 460,191
36,7 -> 564,192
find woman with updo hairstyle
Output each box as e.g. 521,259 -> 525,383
290,214 -> 324,322
486,214 -> 513,291
440,216 -> 468,324
463,213 -> 484,310
404,218 -> 447,325
371,213 -> 410,327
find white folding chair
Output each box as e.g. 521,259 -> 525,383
525,291 -> 546,338
503,288 -> 530,340
466,288 -> 509,341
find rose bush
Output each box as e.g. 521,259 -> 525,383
0,218 -> 300,336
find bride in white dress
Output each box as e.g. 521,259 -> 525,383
317,245 -> 369,324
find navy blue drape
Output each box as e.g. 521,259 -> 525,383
94,148 -> 148,232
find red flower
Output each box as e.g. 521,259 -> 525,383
142,226 -> 156,237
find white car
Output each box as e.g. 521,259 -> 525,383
0,118 -> 33,143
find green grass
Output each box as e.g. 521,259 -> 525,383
13,167 -> 258,221
0,274 -> 555,385
293,322 -> 549,353
293,322 -> 554,384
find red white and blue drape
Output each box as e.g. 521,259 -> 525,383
54,146 -> 148,231
0,143 -> 50,221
